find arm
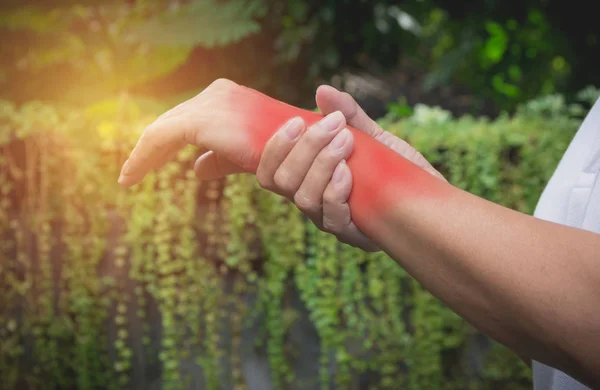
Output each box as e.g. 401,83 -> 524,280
260,87 -> 600,387
251,85 -> 600,387
368,177 -> 600,388
118,79 -> 600,387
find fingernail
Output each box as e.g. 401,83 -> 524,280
319,111 -> 344,132
332,161 -> 347,184
281,117 -> 304,139
330,129 -> 349,150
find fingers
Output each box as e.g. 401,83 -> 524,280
257,111 -> 353,230
315,85 -> 414,157
322,162 -> 380,252
316,86 -> 447,182
376,132 -> 447,181
376,131 -> 429,168
193,151 -> 246,180
293,127 -> 354,226
257,111 -> 347,198
118,78 -> 239,188
315,85 -> 383,138
118,115 -> 190,187
256,117 -> 307,194
272,111 -> 346,196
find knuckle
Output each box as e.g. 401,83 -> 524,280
323,186 -> 342,205
293,192 -> 321,214
201,79 -> 239,102
326,140 -> 350,157
303,133 -> 323,149
322,193 -> 335,208
317,153 -> 347,178
306,124 -> 330,143
209,78 -> 236,90
256,171 -> 273,191
322,216 -> 342,233
273,170 -> 297,195
314,151 -> 339,170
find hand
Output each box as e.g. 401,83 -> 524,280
254,85 -> 446,252
315,85 -> 446,182
118,78 -> 325,186
118,79 -> 246,186
117,78 -> 443,252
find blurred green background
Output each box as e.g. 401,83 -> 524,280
2,0 -> 599,114
1,1 -> 598,390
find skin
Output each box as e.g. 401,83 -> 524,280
118,78 -> 600,388
251,85 -> 446,252
118,79 -> 446,226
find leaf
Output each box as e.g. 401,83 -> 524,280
480,21 -> 508,68
130,0 -> 265,49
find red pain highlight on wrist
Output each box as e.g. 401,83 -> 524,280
225,85 -> 446,230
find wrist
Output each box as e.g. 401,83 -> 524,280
227,84 -> 452,237
345,130 -> 452,236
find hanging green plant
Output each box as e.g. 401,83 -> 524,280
1,86 -> 595,389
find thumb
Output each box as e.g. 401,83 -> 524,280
316,85 -> 447,183
315,85 -> 383,138
193,151 -> 246,180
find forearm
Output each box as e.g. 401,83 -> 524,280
121,81 -> 599,386
331,124 -> 600,384
228,89 -> 599,383
361,175 -> 600,387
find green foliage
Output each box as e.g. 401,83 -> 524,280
0,0 -> 265,103
266,1 -> 598,113
1,1 -> 596,386
133,0 -> 266,48
2,0 -> 596,113
1,88 -> 595,389
420,7 -> 570,110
